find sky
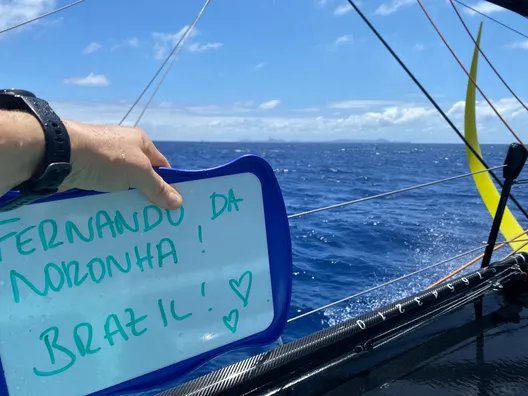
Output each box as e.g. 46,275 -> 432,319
1,0 -> 528,143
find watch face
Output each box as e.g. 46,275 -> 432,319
0,89 -> 35,98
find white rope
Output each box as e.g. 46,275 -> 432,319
0,0 -> 87,35
288,165 -> 505,219
287,244 -> 487,323
287,230 -> 528,323
119,0 -> 213,126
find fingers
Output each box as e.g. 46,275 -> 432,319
140,137 -> 180,209
135,167 -> 182,210
143,138 -> 170,168
0,187 -> 9,198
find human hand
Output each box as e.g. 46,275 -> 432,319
61,120 -> 182,209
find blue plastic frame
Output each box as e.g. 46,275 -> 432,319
0,154 -> 293,396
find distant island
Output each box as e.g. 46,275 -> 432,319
330,138 -> 411,144
237,138 -> 411,144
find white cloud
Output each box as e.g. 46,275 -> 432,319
82,42 -> 102,55
374,0 -> 415,16
50,100 -> 441,142
334,4 -> 352,15
328,100 -> 401,109
505,40 -> 528,50
235,100 -> 255,108
463,1 -> 506,15
184,102 -> 255,115
296,107 -> 320,112
187,42 -> 223,52
447,97 -> 526,121
152,26 -> 222,60
259,100 -> 281,110
253,62 -> 267,70
125,37 -> 139,48
111,37 -> 140,51
63,72 -> 110,87
319,0 -> 361,11
47,96 -> 528,143
0,0 -> 56,34
153,26 -> 198,59
334,34 -> 353,46
343,105 -> 438,126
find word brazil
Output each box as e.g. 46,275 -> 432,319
34,307 -> 149,377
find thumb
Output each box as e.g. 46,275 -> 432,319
136,168 -> 183,210
57,185 -> 72,193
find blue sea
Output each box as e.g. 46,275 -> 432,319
155,141 -> 528,387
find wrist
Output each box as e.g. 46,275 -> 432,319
59,119 -> 85,186
0,90 -> 73,212
0,110 -> 45,187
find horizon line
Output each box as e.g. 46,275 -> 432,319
151,139 -> 515,145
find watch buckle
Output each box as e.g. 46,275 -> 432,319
17,162 -> 72,195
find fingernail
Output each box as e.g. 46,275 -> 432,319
168,192 -> 183,209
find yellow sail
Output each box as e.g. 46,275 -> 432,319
464,22 -> 527,252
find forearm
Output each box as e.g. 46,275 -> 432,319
0,103 -> 180,209
0,110 -> 44,189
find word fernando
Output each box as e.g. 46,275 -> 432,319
5,204 -> 184,304
0,204 -> 185,262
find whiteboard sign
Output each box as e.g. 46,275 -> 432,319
0,155 -> 292,396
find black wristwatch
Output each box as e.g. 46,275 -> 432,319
0,89 -> 72,212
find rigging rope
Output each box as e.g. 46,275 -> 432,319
287,233 -> 526,323
416,0 -> 527,151
0,0 -> 87,35
288,165 -> 504,219
504,238 -> 528,259
375,266 -> 518,349
345,0 -> 528,220
449,0 -> 528,114
119,0 -> 212,126
454,0 -> 528,40
287,245 -> 486,323
427,228 -> 528,288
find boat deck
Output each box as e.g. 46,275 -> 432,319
326,293 -> 528,396
159,262 -> 528,396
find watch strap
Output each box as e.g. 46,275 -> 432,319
0,92 -> 72,212
19,96 -> 71,176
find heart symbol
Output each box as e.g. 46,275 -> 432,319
223,309 -> 239,333
229,270 -> 253,307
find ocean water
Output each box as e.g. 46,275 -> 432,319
155,141 -> 528,386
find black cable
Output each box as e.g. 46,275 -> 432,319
346,0 -> 528,220
454,0 -> 528,40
